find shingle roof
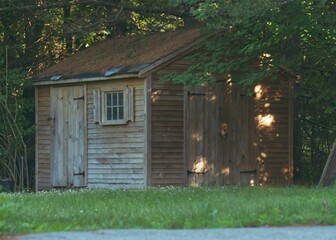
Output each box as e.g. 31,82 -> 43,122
34,26 -> 203,81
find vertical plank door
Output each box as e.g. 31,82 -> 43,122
50,87 -> 68,186
50,85 -> 86,187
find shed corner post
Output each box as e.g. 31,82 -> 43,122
144,74 -> 152,187
35,86 -> 39,191
183,86 -> 189,186
288,78 -> 295,184
84,83 -> 88,187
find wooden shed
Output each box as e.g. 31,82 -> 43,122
34,27 -> 294,190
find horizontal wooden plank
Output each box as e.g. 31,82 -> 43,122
151,162 -> 183,166
151,112 -> 183,118
151,105 -> 184,111
88,143 -> 144,149
38,149 -> 52,155
151,149 -> 183,153
37,135 -> 51,141
37,173 -> 50,179
38,156 -> 50,162
152,136 -> 184,142
88,126 -> 144,134
152,122 -> 183,128
88,169 -> 144,175
87,178 -> 144,183
151,161 -> 183,165
38,155 -> 50,160
37,126 -> 51,132
38,169 -> 51,174
38,145 -> 51,151
151,117 -> 183,123
87,78 -> 144,88
88,153 -> 143,158
37,87 -> 50,98
261,158 -> 289,163
152,169 -> 183,174
89,156 -> 143,162
152,153 -> 183,158
88,148 -> 144,154
88,138 -> 144,145
151,179 -> 184,184
88,162 -> 143,168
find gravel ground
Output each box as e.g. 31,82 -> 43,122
4,226 -> 336,240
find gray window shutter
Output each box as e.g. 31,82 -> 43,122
93,89 -> 101,124
124,87 -> 134,122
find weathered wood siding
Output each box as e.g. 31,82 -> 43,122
87,79 -> 145,188
256,75 -> 293,185
186,78 -> 259,186
36,86 -> 51,190
150,67 -> 186,185
185,73 -> 293,186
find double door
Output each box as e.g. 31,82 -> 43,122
185,81 -> 259,186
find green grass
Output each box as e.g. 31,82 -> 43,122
1,186 -> 336,235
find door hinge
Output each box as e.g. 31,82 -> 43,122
73,96 -> 85,101
240,169 -> 257,174
187,91 -> 205,97
74,171 -> 85,177
187,170 -> 205,175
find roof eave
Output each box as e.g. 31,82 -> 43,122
32,73 -> 140,86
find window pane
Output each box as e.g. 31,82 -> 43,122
118,92 -> 123,105
106,93 -> 111,106
104,91 -> 125,122
119,106 -> 124,119
113,93 -> 118,106
112,107 -> 118,120
107,107 -> 112,121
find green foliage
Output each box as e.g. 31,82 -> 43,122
167,0 -> 336,100
1,187 -> 336,234
0,67 -> 34,190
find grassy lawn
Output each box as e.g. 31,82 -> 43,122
1,186 -> 336,235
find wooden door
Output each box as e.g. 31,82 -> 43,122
185,81 -> 259,186
50,85 -> 86,187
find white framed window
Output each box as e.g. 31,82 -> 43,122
106,91 -> 124,121
93,87 -> 134,125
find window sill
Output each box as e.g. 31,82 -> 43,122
99,120 -> 129,126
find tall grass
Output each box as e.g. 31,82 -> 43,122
1,187 -> 336,235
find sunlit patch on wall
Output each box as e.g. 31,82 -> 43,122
250,178 -> 255,187
254,84 -> 263,100
257,114 -> 275,128
219,122 -> 228,138
191,130 -> 203,141
264,103 -> 270,108
151,90 -> 161,102
273,90 -> 283,101
192,156 -> 208,173
208,94 -> 216,102
221,167 -> 230,176
282,168 -> 289,174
